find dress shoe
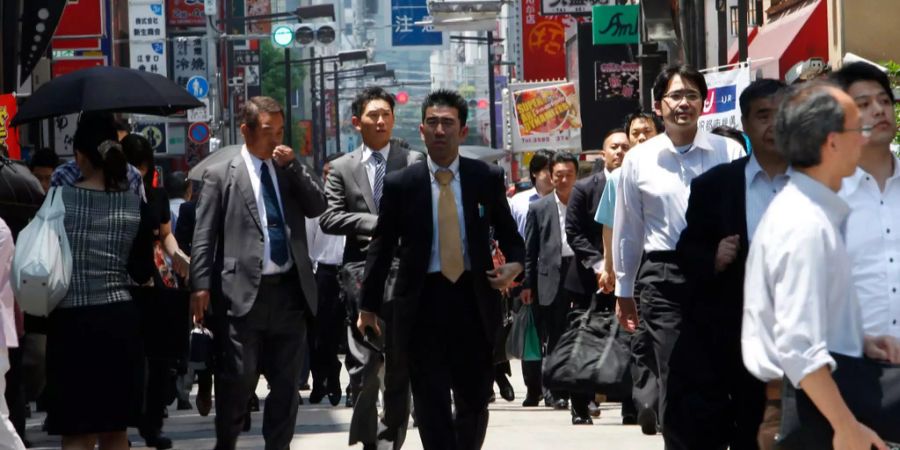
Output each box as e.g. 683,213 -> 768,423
488,392 -> 496,403
309,387 -> 326,404
622,414 -> 638,425
552,398 -> 569,410
300,382 -> 311,391
327,387 -> 342,406
588,402 -> 602,418
571,414 -> 593,425
345,389 -> 357,408
522,394 -> 541,407
249,393 -> 260,412
177,398 -> 192,410
141,432 -> 173,449
637,408 -> 658,435
496,378 -> 515,402
196,391 -> 212,417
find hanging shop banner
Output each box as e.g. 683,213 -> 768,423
521,0 -> 566,81
698,64 -> 751,133
53,113 -> 79,157
591,4 -> 639,45
0,95 -> 21,160
510,81 -> 582,151
129,0 -> 168,76
168,0 -> 205,27
391,0 -> 444,47
595,61 -> 640,101
245,0 -> 271,34
543,0 -> 618,16
172,36 -> 207,89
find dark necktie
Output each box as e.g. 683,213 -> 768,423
259,162 -> 289,265
371,151 -> 385,212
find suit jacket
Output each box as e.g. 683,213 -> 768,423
190,152 -> 327,318
564,172 -> 606,295
174,201 -> 196,255
319,139 -> 425,264
524,193 -> 566,306
675,156 -> 750,350
360,157 -> 525,353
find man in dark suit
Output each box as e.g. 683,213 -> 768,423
190,96 -> 327,450
358,90 -> 524,450
319,87 -> 423,449
668,79 -> 787,450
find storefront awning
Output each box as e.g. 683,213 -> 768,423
728,0 -> 827,80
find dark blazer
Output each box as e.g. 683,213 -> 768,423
319,139 -> 425,264
174,201 -> 196,255
524,193 -> 565,306
360,157 -> 525,353
675,156 -> 750,348
564,172 -> 606,295
190,152 -> 327,318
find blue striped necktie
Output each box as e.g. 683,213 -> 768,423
259,163 -> 289,265
371,151 -> 386,212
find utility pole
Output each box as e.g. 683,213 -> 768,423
487,31 -> 496,149
333,60 -> 340,153
738,0 -> 749,62
284,47 -> 292,145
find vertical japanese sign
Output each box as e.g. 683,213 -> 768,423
129,0 -> 168,76
53,114 -> 79,157
698,64 -> 751,132
391,0 -> 443,47
594,61 -> 640,101
0,95 -> 20,160
167,0 -> 205,27
510,82 -> 582,151
172,36 -> 207,89
520,0 -> 567,81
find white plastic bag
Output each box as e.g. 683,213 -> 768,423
11,187 -> 72,316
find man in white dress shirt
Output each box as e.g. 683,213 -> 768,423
509,149 -> 555,238
742,80 -> 900,450
834,62 -> 900,341
612,65 -> 745,435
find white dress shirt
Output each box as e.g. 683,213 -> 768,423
742,172 -> 864,386
361,143 -> 390,194
612,131 -> 745,297
305,216 -> 345,270
426,155 -> 471,273
241,146 -> 294,275
555,192 -> 575,257
841,155 -> 900,339
169,198 -> 186,231
745,155 -> 792,241
509,187 -> 541,238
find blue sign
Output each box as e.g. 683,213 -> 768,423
188,122 -> 210,144
186,75 -> 209,99
391,0 -> 443,47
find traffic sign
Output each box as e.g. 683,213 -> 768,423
272,25 -> 294,48
186,75 -> 209,99
187,98 -> 210,122
188,122 -> 210,144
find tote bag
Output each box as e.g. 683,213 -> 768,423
11,187 -> 72,316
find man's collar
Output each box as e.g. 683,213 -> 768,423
427,154 -> 460,181
745,153 -> 793,189
659,129 -> 717,154
362,142 -> 391,163
840,152 -> 900,197
791,171 -> 851,228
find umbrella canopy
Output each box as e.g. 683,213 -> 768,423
459,145 -> 507,162
187,145 -> 242,181
0,158 -> 44,238
11,66 -> 204,126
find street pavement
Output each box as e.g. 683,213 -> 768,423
24,358 -> 663,449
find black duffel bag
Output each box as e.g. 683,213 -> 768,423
542,301 -> 632,397
130,286 -> 191,361
777,352 -> 900,449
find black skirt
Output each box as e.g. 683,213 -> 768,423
45,301 -> 145,435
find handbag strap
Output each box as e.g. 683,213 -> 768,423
591,313 -> 622,373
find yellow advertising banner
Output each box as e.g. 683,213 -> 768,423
511,82 -> 582,151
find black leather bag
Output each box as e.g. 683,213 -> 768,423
777,352 -> 900,449
542,303 -> 632,397
130,286 -> 191,361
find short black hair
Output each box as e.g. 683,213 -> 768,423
775,81 -> 845,168
29,147 -> 60,170
351,87 -> 395,119
711,126 -> 747,152
549,151 -> 579,172
739,78 -> 787,117
831,61 -> 895,102
421,89 -> 468,126
653,65 -> 707,104
165,171 -> 189,199
623,111 -> 663,136
325,151 -> 345,164
603,127 -> 627,143
113,116 -> 132,133
529,149 -> 555,185
241,96 -> 284,129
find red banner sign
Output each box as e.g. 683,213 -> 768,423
55,0 -> 103,37
521,0 -> 568,81
51,57 -> 105,78
0,95 -> 21,160
168,0 -> 205,27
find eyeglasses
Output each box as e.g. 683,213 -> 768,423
662,90 -> 703,103
842,125 -> 874,138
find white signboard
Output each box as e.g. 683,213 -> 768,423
542,0 -> 617,16
53,113 -> 78,157
129,0 -> 168,76
698,64 -> 751,133
187,97 -> 210,122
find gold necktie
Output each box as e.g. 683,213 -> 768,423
435,170 -> 464,283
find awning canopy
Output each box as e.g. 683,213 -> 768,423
728,0 -> 827,81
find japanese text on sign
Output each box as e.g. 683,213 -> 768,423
391,0 -> 443,47
173,37 -> 207,88
511,82 -> 582,151
129,0 -> 168,76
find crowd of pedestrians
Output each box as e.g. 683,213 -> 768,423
0,60 -> 899,450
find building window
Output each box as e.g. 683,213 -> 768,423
748,1 -> 757,26
730,6 -> 739,36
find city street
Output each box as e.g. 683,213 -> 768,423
24,358 -> 663,449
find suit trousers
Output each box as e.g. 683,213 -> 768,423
410,273 -> 494,450
522,258 -> 573,400
213,272 -> 307,450
633,252 -> 686,430
309,264 -> 344,393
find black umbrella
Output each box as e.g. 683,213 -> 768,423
11,66 -> 204,126
0,157 -> 44,239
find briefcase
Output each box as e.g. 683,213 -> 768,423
130,286 -> 190,361
777,352 -> 900,449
